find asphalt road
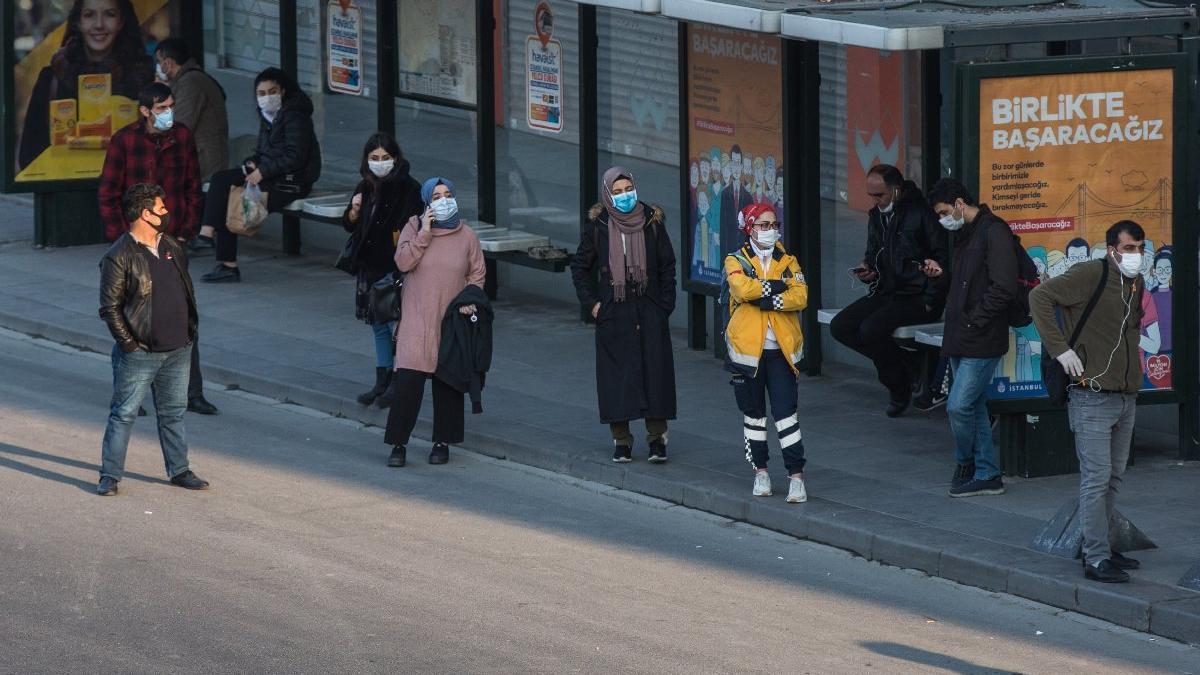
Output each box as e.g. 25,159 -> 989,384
0,327 -> 1195,674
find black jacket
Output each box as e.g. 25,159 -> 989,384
341,161 -> 424,282
863,185 -> 948,309
252,89 -> 322,188
436,285 -> 494,414
941,206 -> 1020,358
99,234 -> 198,353
570,203 -> 677,423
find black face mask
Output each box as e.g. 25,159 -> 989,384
146,210 -> 170,232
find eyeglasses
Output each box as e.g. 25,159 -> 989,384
753,221 -> 780,230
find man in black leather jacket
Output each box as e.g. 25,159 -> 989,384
96,184 -> 210,496
831,165 -> 948,416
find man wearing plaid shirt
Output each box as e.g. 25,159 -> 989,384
99,82 -> 203,243
98,81 -> 219,416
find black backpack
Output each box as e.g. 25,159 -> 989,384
984,221 -> 1041,327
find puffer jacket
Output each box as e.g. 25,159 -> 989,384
98,234 -> 198,352
723,242 -> 808,376
251,88 -> 321,188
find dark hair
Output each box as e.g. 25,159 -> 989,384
359,132 -> 404,183
1154,245 -> 1174,287
927,178 -> 977,208
55,0 -> 150,84
1105,220 -> 1145,247
123,183 -> 165,223
155,37 -> 190,64
137,81 -> 172,111
1066,237 -> 1091,252
730,144 -> 742,156
254,67 -> 298,96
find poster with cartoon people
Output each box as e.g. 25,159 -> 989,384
684,24 -> 784,290
977,67 -> 1175,398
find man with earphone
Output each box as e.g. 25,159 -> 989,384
1030,220 -> 1148,584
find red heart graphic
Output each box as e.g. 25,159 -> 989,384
1146,353 -> 1172,388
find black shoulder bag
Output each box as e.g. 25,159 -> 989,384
1041,260 -> 1108,406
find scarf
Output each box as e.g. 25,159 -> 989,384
601,166 -> 648,302
421,176 -> 462,229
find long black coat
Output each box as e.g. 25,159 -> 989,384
941,205 -> 1020,359
571,203 -> 678,423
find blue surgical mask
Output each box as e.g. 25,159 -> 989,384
431,197 -> 459,227
612,190 -> 638,214
153,108 -> 174,132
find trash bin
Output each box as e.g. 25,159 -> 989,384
34,190 -> 105,247
996,409 -> 1079,478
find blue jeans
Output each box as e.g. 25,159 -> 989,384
371,321 -> 395,368
100,344 -> 192,481
947,356 -> 1001,480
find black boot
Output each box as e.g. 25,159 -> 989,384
387,445 -> 406,467
375,374 -> 396,409
358,367 -> 390,405
429,443 -> 449,465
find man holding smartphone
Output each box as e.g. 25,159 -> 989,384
830,165 -> 948,417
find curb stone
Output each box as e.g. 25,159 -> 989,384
1,308 -> 1197,646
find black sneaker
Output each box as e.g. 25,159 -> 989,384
1111,551 -> 1141,570
612,445 -> 632,463
1084,559 -> 1130,583
387,445 -> 406,468
96,476 -> 118,496
647,441 -> 668,463
948,476 -> 1004,497
913,392 -> 948,412
951,462 -> 975,490
187,236 -> 215,256
170,470 -> 210,490
429,443 -> 449,465
886,391 -> 911,418
187,396 -> 219,415
201,264 -> 240,283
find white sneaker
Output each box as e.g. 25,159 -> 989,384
786,476 -> 808,503
752,471 -> 772,497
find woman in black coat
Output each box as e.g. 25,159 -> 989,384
342,133 -> 423,406
197,67 -> 322,282
570,166 -> 678,464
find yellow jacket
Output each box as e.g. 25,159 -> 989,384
724,243 -> 808,375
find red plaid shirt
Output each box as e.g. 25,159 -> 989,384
98,121 -> 202,241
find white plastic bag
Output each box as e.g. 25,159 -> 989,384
226,183 -> 269,236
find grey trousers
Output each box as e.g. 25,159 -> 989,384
1067,388 -> 1137,566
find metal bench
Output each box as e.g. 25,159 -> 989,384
280,193 -> 570,299
816,308 -> 946,405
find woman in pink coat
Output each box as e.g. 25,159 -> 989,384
384,177 -> 486,467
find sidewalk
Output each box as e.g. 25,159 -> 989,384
0,194 -> 1197,644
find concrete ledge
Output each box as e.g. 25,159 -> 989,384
1150,597 -> 1200,645
1075,582 -> 1198,633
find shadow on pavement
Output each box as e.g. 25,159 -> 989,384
0,442 -> 173,493
860,641 -> 1018,674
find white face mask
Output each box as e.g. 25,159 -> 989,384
431,197 -> 459,223
155,62 -> 168,82
878,199 -> 894,214
939,204 -> 965,231
1115,251 -> 1142,278
368,159 -> 394,178
257,93 -> 283,115
753,228 -> 780,249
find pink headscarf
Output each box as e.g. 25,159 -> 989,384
602,166 -> 648,302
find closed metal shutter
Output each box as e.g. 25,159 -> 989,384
220,0 -> 282,75
597,11 -> 679,165
819,42 -> 846,204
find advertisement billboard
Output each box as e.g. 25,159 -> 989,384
975,66 -> 1176,398
683,24 -> 784,292
10,0 -> 184,186
396,0 -> 478,107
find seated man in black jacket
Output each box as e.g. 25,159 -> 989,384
926,178 -> 1018,498
96,184 -> 210,496
831,165 -> 948,416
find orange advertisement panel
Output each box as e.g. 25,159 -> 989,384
978,68 -> 1175,396
11,0 -> 183,184
685,24 -> 783,289
846,47 -> 904,213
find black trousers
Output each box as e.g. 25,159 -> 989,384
204,168 -> 300,263
188,338 -> 203,400
733,349 -> 805,474
384,369 -> 465,447
830,293 -> 937,399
